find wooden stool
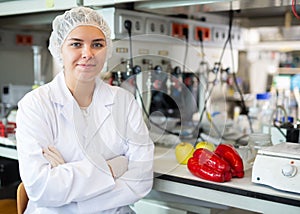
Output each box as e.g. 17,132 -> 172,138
0,199 -> 17,214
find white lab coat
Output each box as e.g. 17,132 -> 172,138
16,71 -> 154,214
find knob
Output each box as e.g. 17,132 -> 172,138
133,65 -> 142,74
281,164 -> 297,177
154,65 -> 163,74
172,66 -> 182,75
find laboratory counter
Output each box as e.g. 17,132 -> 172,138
148,146 -> 300,214
1,143 -> 300,213
0,137 -> 17,160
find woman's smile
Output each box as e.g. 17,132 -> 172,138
76,63 -> 96,68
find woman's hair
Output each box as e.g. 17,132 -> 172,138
48,6 -> 112,65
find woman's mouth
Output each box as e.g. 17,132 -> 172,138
77,63 -> 96,68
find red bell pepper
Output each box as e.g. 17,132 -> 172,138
215,144 -> 244,178
193,148 -> 231,173
187,148 -> 232,183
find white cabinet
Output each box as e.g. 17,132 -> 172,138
0,0 -> 78,16
83,0 -> 146,7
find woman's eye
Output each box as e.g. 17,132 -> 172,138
71,43 -> 81,47
93,43 -> 105,48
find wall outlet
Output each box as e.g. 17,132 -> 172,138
118,14 -> 144,35
194,26 -> 211,41
232,29 -> 242,45
171,22 -> 189,39
145,18 -> 168,35
212,27 -> 227,43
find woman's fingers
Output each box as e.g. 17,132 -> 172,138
42,146 -> 65,167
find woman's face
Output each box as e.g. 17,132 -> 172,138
61,25 -> 107,84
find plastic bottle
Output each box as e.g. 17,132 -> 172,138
255,92 -> 273,132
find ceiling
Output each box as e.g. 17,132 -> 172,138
1,0 -> 300,39
134,0 -> 299,28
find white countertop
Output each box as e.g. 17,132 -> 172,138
1,142 -> 299,213
0,137 -> 17,160
152,145 -> 300,214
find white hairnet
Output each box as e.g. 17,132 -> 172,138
48,6 -> 112,65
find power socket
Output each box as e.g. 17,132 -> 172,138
212,27 -> 227,43
118,14 -> 144,35
232,29 -> 242,45
171,22 -> 189,39
145,18 -> 168,35
194,26 -> 211,41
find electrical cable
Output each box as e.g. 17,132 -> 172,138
274,121 -> 287,138
124,20 -> 134,71
222,9 -> 254,136
196,9 -> 253,144
196,11 -> 235,141
270,105 -> 288,139
198,30 -> 204,61
194,28 -> 218,140
194,17 -> 227,140
217,10 -> 233,67
138,28 -> 191,137
182,28 -> 189,73
196,85 -> 214,138
124,20 -> 180,136
226,12 -> 254,133
136,86 -> 180,136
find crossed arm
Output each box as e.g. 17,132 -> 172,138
42,145 -> 129,179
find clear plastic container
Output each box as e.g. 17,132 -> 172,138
248,132 -> 272,165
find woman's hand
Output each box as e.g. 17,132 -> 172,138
43,146 -> 65,168
106,156 -> 128,178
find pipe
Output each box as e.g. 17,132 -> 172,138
32,46 -> 43,86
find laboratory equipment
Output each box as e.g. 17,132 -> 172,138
252,142 -> 300,194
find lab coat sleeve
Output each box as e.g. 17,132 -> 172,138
77,94 -> 154,213
16,93 -> 116,207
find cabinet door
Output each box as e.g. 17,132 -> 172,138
0,0 -> 78,16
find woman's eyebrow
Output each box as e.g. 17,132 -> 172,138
67,38 -> 106,42
93,38 -> 106,42
67,38 -> 83,42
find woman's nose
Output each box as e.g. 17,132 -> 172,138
82,46 -> 93,59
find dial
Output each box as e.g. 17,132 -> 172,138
281,164 -> 297,177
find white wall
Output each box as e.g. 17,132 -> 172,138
0,29 -> 52,101
108,36 -> 239,73
247,50 -> 279,94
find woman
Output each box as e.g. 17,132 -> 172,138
16,6 -> 154,214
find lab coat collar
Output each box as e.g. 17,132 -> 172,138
48,72 -> 114,142
48,72 -> 75,121
87,77 -> 114,143
49,72 -> 73,104
49,71 -> 114,105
